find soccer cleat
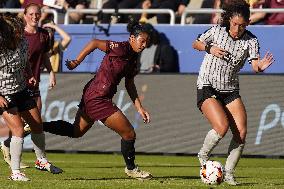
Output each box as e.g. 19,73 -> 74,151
1,142 -> 11,165
1,142 -> 30,169
23,123 -> 31,137
224,173 -> 239,185
20,162 -> 30,169
125,166 -> 153,180
9,172 -> 30,181
35,159 -> 63,174
197,152 -> 208,167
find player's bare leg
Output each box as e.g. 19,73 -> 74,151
198,98 -> 227,166
103,110 -> 152,180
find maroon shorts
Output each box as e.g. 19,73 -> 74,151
78,97 -> 119,122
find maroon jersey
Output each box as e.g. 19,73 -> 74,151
85,40 -> 139,99
25,27 -> 50,83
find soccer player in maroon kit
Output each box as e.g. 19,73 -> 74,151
43,21 -> 153,180
23,3 -> 56,110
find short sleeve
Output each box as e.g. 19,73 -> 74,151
247,38 -> 260,63
197,26 -> 216,44
106,40 -> 128,57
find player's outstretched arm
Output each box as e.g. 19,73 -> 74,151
251,52 -> 274,73
65,39 -> 108,70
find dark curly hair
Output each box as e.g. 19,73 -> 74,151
220,0 -> 250,28
127,19 -> 150,38
0,13 -> 25,51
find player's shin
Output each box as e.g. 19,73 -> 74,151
198,129 -> 223,165
31,133 -> 46,159
121,139 -> 136,170
42,120 -> 74,138
10,136 -> 24,171
225,138 -> 245,174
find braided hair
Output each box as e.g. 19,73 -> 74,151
220,0 -> 250,28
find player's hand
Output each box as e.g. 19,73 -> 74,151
138,107 -> 151,124
65,59 -> 80,70
0,96 -> 8,108
28,76 -> 37,86
210,46 -> 227,58
42,22 -> 55,29
259,52 -> 274,71
142,0 -> 151,9
49,71 -> 56,90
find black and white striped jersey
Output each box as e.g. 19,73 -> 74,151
197,25 -> 259,92
0,39 -> 28,95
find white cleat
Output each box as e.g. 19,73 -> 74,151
1,142 -> 11,165
125,166 -> 153,180
9,172 -> 30,181
20,162 -> 30,169
23,123 -> 31,137
1,142 -> 30,169
224,173 -> 240,185
197,152 -> 208,167
35,159 -> 63,174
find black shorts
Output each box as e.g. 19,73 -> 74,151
27,86 -> 40,98
0,88 -> 37,115
197,86 -> 241,111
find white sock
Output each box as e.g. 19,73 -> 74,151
31,133 -> 46,159
12,170 -> 21,174
10,136 -> 24,171
199,129 -> 223,159
225,138 -> 245,174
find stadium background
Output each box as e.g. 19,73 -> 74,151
60,25 -> 284,73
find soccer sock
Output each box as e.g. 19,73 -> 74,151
31,133 -> 46,159
121,139 -> 136,170
225,138 -> 245,174
42,120 -> 74,138
3,137 -> 11,148
199,129 -> 223,160
10,136 -> 24,171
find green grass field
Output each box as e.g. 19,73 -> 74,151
0,152 -> 284,189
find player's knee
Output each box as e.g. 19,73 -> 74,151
214,121 -> 229,137
238,127 -> 247,141
122,130 -> 136,141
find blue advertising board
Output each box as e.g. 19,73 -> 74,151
59,24 -> 284,73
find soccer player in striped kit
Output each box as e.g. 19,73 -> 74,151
42,20 -> 153,180
192,0 -> 274,185
0,14 -> 62,181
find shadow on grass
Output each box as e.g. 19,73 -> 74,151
65,175 -> 200,181
79,165 -> 200,169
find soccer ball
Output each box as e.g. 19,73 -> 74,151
200,160 -> 224,185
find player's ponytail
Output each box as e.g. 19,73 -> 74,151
127,19 -> 149,37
